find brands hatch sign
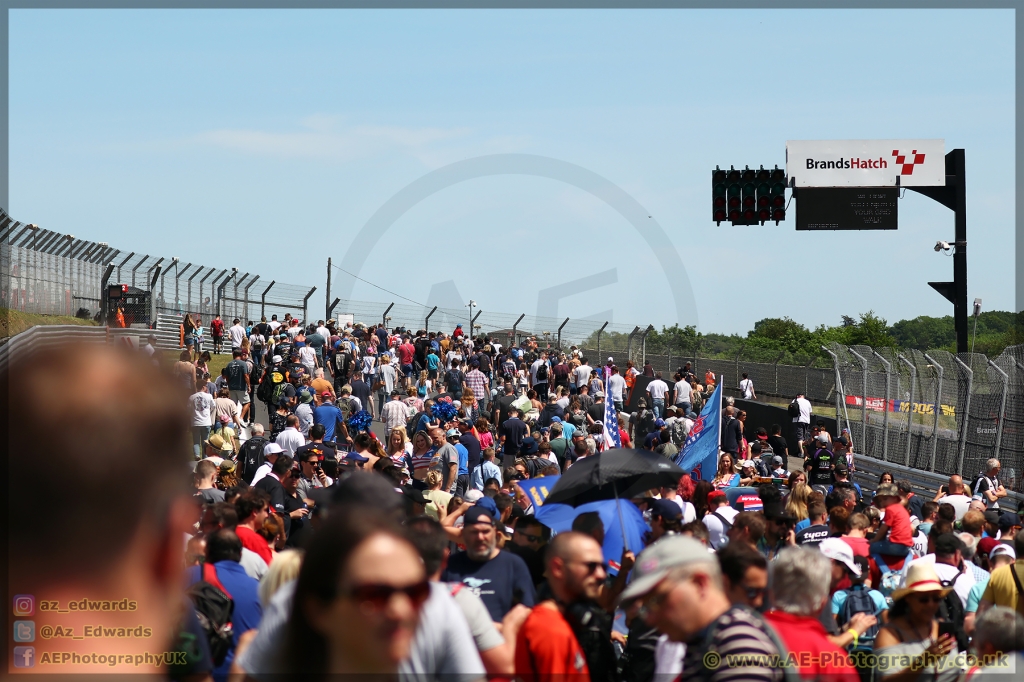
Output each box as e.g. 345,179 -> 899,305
786,140 -> 945,187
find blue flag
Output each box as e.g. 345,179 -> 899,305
674,382 -> 723,481
516,475 -> 560,508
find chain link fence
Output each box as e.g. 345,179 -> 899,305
827,342 -> 1022,492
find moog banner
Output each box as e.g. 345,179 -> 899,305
787,139 -> 945,187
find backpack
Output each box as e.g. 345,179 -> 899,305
536,362 -> 548,381
502,359 -> 516,381
406,410 -> 427,439
256,366 -> 283,403
711,510 -> 733,532
338,396 -> 356,422
838,588 -> 880,649
563,600 -> 618,682
937,577 -> 969,652
239,436 -> 268,484
186,563 -> 234,667
788,400 -> 801,418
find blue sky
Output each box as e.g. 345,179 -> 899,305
9,8 -> 1015,334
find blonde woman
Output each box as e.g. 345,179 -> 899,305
423,470 -> 453,521
712,453 -> 739,489
258,548 -> 303,608
461,387 -> 479,425
415,370 -> 432,399
409,431 -> 434,480
785,482 -> 812,522
386,428 -> 412,469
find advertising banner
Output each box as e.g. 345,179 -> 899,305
787,140 -> 945,187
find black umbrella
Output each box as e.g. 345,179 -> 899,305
544,448 -> 685,508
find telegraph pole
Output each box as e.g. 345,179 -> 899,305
326,257 -> 332,321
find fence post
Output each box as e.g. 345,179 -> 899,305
302,287 -> 317,327
425,306 -> 438,331
261,280 -> 276,319
198,268 -> 217,318
626,326 -> 640,362
734,342 -> 745,389
774,352 -> 784,395
848,347 -> 869,456
243,276 -> 260,324
640,324 -> 654,366
952,356 -> 973,477
595,321 -> 608,363
897,354 -> 917,467
99,263 -> 115,322
187,266 -> 203,316
116,251 -> 134,285
987,359 -> 1009,462
821,346 -> 852,439
922,353 -> 944,472
872,351 -> 892,463
382,302 -> 394,328
557,317 -> 570,351
326,257 -> 332,321
149,266 -> 162,324
512,313 -> 525,348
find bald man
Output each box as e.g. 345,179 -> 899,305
515,532 -> 615,682
934,474 -> 972,521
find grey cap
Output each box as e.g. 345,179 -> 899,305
617,535 -> 712,604
875,483 -> 899,498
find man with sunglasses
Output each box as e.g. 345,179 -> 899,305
617,535 -> 784,682
516,531 -> 613,682
442,505 -> 536,623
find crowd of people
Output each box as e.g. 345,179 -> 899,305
10,317 -> 1024,682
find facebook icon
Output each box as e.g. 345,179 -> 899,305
13,646 -> 35,668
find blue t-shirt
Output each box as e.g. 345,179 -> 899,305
831,586 -> 887,620
426,353 -> 440,370
186,561 -> 262,682
313,404 -> 344,442
441,550 -> 537,621
966,578 -> 989,614
456,443 -> 469,476
794,518 -> 811,533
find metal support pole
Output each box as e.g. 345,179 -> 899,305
186,266 -> 203,315
326,257 -> 332,321
872,351 -> 892,462
557,317 -> 569,351
260,281 -> 276,319
99,263 -> 115,323
848,347 -> 870,455
953,356 -> 973,477
821,346 -> 852,439
302,286 -> 317,327
511,313 -> 525,347
626,326 -> 640,363
774,352 -> 785,396
243,276 -> 260,325
116,251 -> 134,285
897,354 -> 917,467
216,276 -> 230,320
472,310 -> 482,338
640,324 -> 654,366
232,272 -> 250,321
130,256 -> 148,289
734,342 -> 746,389
382,302 -> 394,329
923,353 -> 944,472
198,268 -> 217,318
424,306 -> 438,332
149,266 -> 162,323
987,359 -> 1008,462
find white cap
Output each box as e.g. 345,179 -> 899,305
272,355 -> 283,364
263,442 -> 284,456
464,490 -> 484,503
819,537 -> 861,576
991,543 -> 1017,560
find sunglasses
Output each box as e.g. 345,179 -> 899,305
570,560 -> 608,575
517,532 -> 543,543
348,581 -> 432,610
743,586 -> 766,600
910,594 -> 943,604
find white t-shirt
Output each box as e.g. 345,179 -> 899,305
298,346 -> 317,368
607,374 -> 626,401
941,494 -> 972,521
190,391 -> 215,427
739,378 -> 754,399
647,379 -> 669,401
794,397 -> 812,424
574,364 -> 593,387
665,496 -> 697,524
229,324 -> 247,348
530,359 -> 549,384
703,505 -> 740,550
275,427 -> 306,457
673,380 -> 692,405
268,320 -> 281,331
907,554 -> 974,607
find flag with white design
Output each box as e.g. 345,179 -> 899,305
602,376 -> 622,450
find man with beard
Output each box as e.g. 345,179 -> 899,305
515,532 -> 615,682
442,505 -> 536,622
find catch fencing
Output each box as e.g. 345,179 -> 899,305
826,342 -> 1022,493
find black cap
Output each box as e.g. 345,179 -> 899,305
934,533 -> 966,555
984,510 -> 1001,525
764,503 -> 796,522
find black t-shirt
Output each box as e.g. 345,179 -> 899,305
807,449 -> 836,486
587,401 -> 605,424
287,362 -> 307,385
460,432 -> 483,472
474,352 -> 492,373
284,492 -> 310,547
350,380 -> 372,408
795,523 -> 831,547
414,338 -> 429,365
493,394 -> 517,429
270,411 -> 290,439
276,341 -> 293,359
551,363 -> 570,386
255,322 -> 270,340
767,435 -> 789,459
441,550 -> 537,621
502,418 -> 528,451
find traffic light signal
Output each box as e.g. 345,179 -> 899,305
727,169 -> 742,223
741,168 -> 757,223
770,167 -> 787,223
756,168 -> 772,222
712,168 -> 727,223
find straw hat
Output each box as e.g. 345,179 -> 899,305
890,562 -> 953,603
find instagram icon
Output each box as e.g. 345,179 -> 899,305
12,595 -> 34,617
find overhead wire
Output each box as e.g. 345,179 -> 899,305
330,263 -> 426,307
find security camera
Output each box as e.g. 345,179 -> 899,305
171,256 -> 179,263
934,240 -> 951,252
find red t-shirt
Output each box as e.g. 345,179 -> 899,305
882,502 -> 913,546
235,525 -> 273,566
211,319 -> 224,336
764,610 -> 859,682
397,343 -> 415,365
841,535 -> 870,557
515,603 -> 588,682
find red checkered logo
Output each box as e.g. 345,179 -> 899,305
892,149 -> 926,175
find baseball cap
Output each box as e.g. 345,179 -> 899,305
464,490 -> 485,503
834,461 -> 848,473
874,483 -> 899,498
654,419 -> 666,428
550,416 -> 562,423
445,428 -> 460,438
772,455 -> 784,465
219,459 -> 236,473
934,533 -> 966,555
617,535 -> 712,603
819,537 -> 862,577
278,395 -> 291,406
464,506 -> 496,527
984,510 -> 1001,526
594,391 -> 605,398
263,442 -> 284,456
401,486 -> 428,506
990,543 -> 1017,560
837,436 -> 849,446
998,512 -> 1021,531
815,434 -> 830,444
977,537 -> 1001,557
474,496 -> 500,521
650,498 -> 683,522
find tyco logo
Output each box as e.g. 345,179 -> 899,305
892,149 -> 926,175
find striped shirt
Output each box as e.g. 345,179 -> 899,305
680,606 -> 783,682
